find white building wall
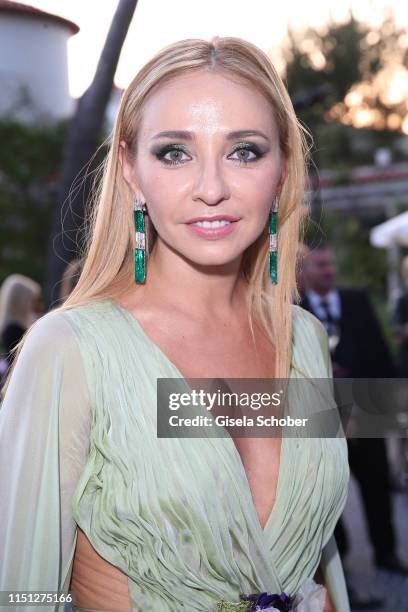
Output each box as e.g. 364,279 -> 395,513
0,14 -> 73,122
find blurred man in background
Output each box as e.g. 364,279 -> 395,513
299,242 -> 408,605
392,254 -> 408,378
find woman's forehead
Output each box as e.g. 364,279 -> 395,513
138,71 -> 278,140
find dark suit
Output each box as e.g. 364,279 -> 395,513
1,321 -> 26,367
392,288 -> 408,377
300,287 -> 397,563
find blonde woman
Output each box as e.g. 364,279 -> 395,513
0,38 -> 350,612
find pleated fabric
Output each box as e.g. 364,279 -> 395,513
0,299 -> 350,612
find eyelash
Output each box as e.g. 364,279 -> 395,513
153,142 -> 264,166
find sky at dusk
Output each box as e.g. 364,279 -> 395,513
21,0 -> 408,98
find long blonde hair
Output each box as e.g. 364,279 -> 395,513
6,37 -> 310,384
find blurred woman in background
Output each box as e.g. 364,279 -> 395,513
0,274 -> 43,369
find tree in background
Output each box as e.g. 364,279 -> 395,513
284,10 -> 408,133
0,120 -> 66,282
46,0 -> 139,307
283,11 -> 408,351
283,12 -> 407,179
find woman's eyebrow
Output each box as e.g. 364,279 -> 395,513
150,129 -> 270,141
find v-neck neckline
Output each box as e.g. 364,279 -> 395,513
107,297 -> 289,538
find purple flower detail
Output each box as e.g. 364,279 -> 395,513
239,590 -> 295,611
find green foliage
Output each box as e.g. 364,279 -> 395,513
285,11 -> 408,354
284,11 -> 408,130
285,13 -> 365,104
0,119 -> 67,285
314,123 -> 408,170
304,209 -> 387,293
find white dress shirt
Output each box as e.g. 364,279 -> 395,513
306,288 -> 341,322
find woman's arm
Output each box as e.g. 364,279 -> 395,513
314,564 -> 335,612
0,311 -> 91,611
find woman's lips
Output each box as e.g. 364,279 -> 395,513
185,219 -> 239,239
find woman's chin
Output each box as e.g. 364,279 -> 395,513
183,256 -> 244,273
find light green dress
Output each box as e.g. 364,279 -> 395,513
0,299 -> 350,611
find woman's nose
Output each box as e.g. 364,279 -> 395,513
191,157 -> 230,206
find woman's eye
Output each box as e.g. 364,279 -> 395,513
154,143 -> 263,166
229,145 -> 261,164
155,146 -> 190,166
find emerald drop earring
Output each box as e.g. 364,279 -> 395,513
269,196 -> 279,284
134,197 -> 147,283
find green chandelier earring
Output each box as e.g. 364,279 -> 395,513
269,196 -> 279,284
133,197 -> 147,283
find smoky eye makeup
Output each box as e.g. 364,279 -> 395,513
150,140 -> 269,166
229,141 -> 268,163
151,143 -> 190,166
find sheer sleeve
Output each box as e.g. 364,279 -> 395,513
0,310 -> 91,611
320,534 -> 350,612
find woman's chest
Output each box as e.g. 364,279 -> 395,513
164,332 -> 276,380
232,436 -> 282,530
122,306 -> 276,380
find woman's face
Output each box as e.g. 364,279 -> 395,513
121,70 -> 284,270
